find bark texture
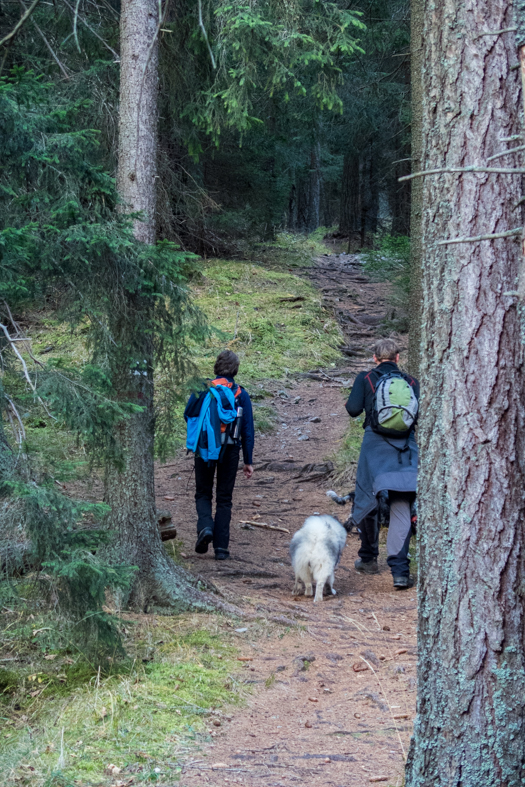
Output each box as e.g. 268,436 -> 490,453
110,0 -> 213,610
117,0 -> 159,243
406,2 -> 525,785
407,0 -> 423,376
339,153 -> 361,236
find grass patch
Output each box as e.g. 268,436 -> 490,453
253,229 -> 333,269
0,609 -> 244,786
189,259 -> 342,385
330,412 -> 364,489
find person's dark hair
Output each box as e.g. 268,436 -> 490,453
373,338 -> 399,362
214,350 -> 240,377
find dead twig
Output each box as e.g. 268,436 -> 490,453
0,0 -> 40,47
473,27 -> 517,40
239,521 -> 290,534
487,145 -> 525,162
399,166 -> 525,182
436,227 -> 522,246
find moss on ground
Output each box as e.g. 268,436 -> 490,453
0,612 -> 245,786
189,259 -> 342,384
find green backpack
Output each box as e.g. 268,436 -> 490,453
370,371 -> 418,438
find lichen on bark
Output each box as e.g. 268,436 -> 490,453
406,0 -> 525,784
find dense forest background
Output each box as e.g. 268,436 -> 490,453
7,1 -> 524,785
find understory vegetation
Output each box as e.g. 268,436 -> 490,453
0,610 -> 245,785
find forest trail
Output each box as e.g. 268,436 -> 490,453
156,253 -> 416,787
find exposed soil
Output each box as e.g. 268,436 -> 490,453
155,254 -> 416,787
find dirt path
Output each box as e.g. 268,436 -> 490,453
155,254 -> 416,787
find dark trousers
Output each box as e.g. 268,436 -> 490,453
357,512 -> 379,563
194,445 -> 240,552
358,492 -> 412,578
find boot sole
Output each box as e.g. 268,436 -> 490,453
195,530 -> 213,554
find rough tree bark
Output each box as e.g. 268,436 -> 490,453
108,0 -> 214,611
306,140 -> 322,232
339,153 -> 360,238
405,1 -> 525,784
407,0 -> 423,376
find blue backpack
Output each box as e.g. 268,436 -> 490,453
186,381 -> 239,463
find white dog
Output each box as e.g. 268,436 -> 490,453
289,515 -> 347,602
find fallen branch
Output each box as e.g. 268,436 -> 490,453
436,227 -> 522,246
239,520 -> 290,534
399,166 -> 525,182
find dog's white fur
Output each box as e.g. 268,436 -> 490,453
289,514 -> 347,602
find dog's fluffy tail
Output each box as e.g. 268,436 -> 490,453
326,490 -> 353,506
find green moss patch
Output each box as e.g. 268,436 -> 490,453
190,259 -> 343,384
0,616 -> 243,786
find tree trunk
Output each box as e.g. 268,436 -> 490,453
405,1 -> 525,784
407,0 -> 423,376
109,0 -> 212,611
306,141 -> 321,232
339,153 -> 361,238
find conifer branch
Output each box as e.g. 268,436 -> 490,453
436,227 -> 522,246
399,166 -> 525,182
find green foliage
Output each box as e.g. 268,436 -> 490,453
0,69 -> 205,649
362,234 -> 410,329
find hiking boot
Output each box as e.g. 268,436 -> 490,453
393,574 -> 415,590
354,558 -> 379,575
214,549 -> 230,561
195,528 -> 213,554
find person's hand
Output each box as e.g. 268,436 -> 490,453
243,464 -> 254,479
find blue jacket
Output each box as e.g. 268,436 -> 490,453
184,376 -> 254,465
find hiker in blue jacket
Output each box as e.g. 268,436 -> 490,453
345,338 -> 419,589
184,350 -> 254,560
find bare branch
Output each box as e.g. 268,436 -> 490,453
487,145 -> 525,162
198,0 -> 216,69
473,27 -> 517,40
436,228 -> 522,246
399,166 -> 525,182
18,0 -> 70,81
62,0 -> 119,59
0,0 -> 40,48
73,0 -> 82,53
500,135 -> 523,142
4,394 -> 26,444
0,322 -> 56,419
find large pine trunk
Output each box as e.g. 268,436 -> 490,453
108,0 -> 210,610
405,1 -> 525,784
407,0 -> 423,376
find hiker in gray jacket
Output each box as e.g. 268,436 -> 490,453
345,338 -> 419,589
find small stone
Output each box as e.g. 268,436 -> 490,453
213,720 -> 222,727
305,721 -> 312,728
394,648 -> 408,656
298,434 -> 309,441
382,625 -> 391,631
309,416 -> 321,423
308,697 -> 319,703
